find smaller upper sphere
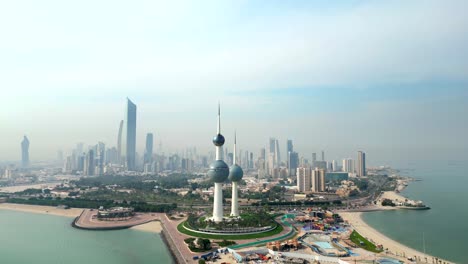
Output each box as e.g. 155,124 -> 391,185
212,134 -> 225,146
228,164 -> 244,182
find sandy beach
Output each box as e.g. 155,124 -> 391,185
340,212 -> 453,263
0,182 -> 62,193
131,221 -> 163,233
0,203 -> 83,218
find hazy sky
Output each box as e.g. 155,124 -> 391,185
1,0 -> 467,163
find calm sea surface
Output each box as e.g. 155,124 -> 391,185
0,210 -> 172,264
362,160 -> 468,263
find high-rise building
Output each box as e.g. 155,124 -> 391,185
312,153 -> 317,162
332,160 -> 337,172
312,168 -> 325,192
321,150 -> 325,161
85,149 -> 95,176
117,120 -> 124,164
288,151 -> 299,177
96,142 -> 105,176
144,133 -> 154,165
275,139 -> 281,165
21,136 -> 30,167
63,156 -> 72,173
297,167 -> 311,192
268,138 -> 280,170
125,98 -> 137,171
287,139 -> 293,154
312,160 -> 327,170
260,148 -> 266,159
269,138 -> 276,155
342,158 -> 354,173
57,150 -> 63,163
357,151 -> 366,177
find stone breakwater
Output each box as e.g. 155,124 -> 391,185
160,227 -> 185,264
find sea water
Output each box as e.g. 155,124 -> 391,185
0,210 -> 173,264
362,160 -> 468,263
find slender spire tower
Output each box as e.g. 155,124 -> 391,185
229,132 -> 243,217
207,103 -> 229,222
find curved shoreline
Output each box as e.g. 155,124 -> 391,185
340,211 -> 453,263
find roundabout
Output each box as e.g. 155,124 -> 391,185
177,213 -> 286,240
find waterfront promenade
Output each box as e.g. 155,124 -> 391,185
74,209 -> 159,230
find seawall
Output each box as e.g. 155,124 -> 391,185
160,222 -> 187,264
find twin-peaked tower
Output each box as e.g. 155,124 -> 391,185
207,104 -> 244,222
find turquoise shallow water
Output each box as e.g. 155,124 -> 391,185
0,210 -> 172,264
362,160 -> 468,263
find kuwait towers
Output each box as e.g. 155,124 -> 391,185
229,132 -> 243,217
207,104 -> 229,222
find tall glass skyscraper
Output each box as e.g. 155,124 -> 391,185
125,98 -> 137,171
357,151 -> 366,177
117,120 -> 124,164
21,136 -> 29,167
144,133 -> 153,165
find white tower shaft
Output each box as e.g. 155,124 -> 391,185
231,181 -> 239,216
213,182 -> 224,222
231,131 -> 240,217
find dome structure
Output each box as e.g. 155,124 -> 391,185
228,164 -> 243,182
208,160 -> 229,183
212,134 -> 225,146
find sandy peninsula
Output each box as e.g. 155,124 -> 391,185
340,211 -> 452,263
0,203 -> 163,233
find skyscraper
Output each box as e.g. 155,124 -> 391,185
288,151 -> 299,177
275,139 -> 281,165
117,120 -> 124,164
260,148 -> 266,159
21,136 -> 29,167
332,160 -> 337,172
287,139 -> 293,154
342,158 -> 355,173
312,153 -> 317,162
357,151 -> 366,177
312,168 -> 326,192
268,137 -> 280,172
321,150 -> 325,161
207,104 -> 229,222
125,98 -> 137,171
85,149 -> 95,176
269,138 -> 276,155
96,142 -> 105,176
296,167 -> 311,192
144,133 -> 154,165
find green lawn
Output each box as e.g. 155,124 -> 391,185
349,230 -> 382,253
177,220 -> 284,240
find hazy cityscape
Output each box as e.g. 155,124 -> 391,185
1,1 -> 467,264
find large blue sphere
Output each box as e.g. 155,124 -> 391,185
208,160 -> 229,183
228,164 -> 244,182
212,134 -> 225,146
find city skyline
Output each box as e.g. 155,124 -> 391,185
1,0 -> 468,162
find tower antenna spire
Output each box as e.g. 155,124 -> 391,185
217,102 -> 221,134
233,131 -> 237,165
